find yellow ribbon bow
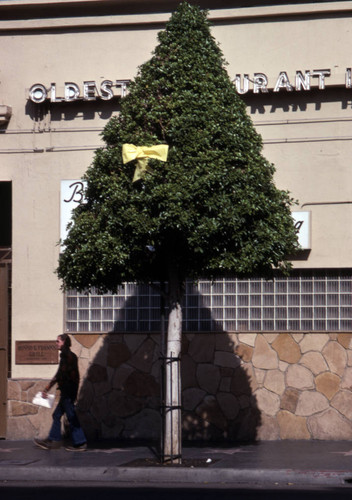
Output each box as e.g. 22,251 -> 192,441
122,143 -> 169,182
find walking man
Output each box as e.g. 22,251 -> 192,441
34,333 -> 87,451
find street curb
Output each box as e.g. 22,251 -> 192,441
0,466 -> 351,486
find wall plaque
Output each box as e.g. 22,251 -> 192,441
16,341 -> 58,365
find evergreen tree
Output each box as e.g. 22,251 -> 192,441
57,2 -> 298,462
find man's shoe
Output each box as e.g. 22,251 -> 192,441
65,442 -> 87,452
34,438 -> 62,450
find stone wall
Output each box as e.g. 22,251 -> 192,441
7,379 -> 59,439
6,332 -> 352,441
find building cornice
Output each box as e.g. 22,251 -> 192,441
1,1 -> 352,32
0,106 -> 12,125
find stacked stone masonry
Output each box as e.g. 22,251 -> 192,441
7,333 -> 352,441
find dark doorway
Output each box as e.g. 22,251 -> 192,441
0,181 -> 12,438
0,182 -> 12,246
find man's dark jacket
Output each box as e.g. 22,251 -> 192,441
51,347 -> 79,400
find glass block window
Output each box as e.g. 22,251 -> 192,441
64,270 -> 352,333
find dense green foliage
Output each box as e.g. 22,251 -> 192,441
57,2 -> 298,293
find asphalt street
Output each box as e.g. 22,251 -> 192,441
1,483 -> 352,500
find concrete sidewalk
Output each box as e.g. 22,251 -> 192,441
0,440 -> 352,487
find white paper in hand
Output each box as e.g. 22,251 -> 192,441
32,392 -> 55,408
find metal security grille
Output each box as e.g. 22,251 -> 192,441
65,270 -> 352,333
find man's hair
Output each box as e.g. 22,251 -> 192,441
58,333 -> 71,348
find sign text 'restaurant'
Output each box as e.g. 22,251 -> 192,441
28,69 -> 352,103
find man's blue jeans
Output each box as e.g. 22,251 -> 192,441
48,396 -> 86,446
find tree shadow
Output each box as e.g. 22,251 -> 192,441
74,283 -> 261,447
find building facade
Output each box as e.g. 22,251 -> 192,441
1,0 -> 352,441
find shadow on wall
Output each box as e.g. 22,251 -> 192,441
25,98 -> 121,123
243,87 -> 352,115
74,289 -> 261,445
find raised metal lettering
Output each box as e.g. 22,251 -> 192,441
65,82 -> 80,102
116,80 -> 129,98
274,72 -> 294,92
311,69 -> 331,89
233,74 -> 250,94
29,84 -> 47,103
253,73 -> 269,93
100,80 -> 114,100
83,81 -> 97,101
295,71 -> 311,91
50,83 -> 63,102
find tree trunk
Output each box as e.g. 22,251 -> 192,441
163,270 -> 183,464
